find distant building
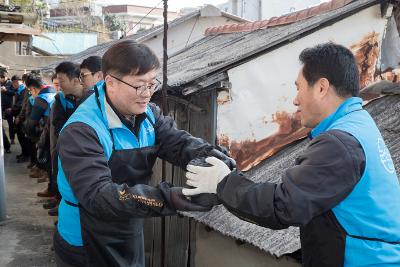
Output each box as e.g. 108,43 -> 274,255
102,4 -> 179,35
32,32 -> 98,56
218,0 -> 321,21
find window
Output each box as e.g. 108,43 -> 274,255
16,41 -> 32,56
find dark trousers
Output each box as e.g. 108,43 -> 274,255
2,127 -> 10,151
16,123 -> 29,156
28,139 -> 37,164
5,113 -> 15,141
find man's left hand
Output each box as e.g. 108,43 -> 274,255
183,157 -> 232,196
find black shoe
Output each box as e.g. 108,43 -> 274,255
27,162 -> 35,169
5,149 -> 11,154
43,199 -> 58,209
16,156 -> 29,163
16,154 -> 23,159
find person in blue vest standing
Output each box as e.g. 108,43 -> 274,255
37,62 -> 82,201
25,73 -> 56,183
12,74 -> 30,162
54,40 -> 235,267
183,43 -> 400,266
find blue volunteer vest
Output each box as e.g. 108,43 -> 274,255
311,97 -> 400,266
57,83 -> 156,246
58,91 -> 75,112
37,87 -> 56,117
28,95 -> 34,106
17,84 -> 25,95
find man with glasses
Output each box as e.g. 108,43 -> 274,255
79,56 -> 103,91
53,40 -> 235,267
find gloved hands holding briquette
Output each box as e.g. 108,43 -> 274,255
182,157 -> 233,196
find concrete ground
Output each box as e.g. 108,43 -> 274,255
0,143 -> 56,267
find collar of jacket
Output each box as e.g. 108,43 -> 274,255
39,85 -> 55,94
17,84 -> 25,94
310,97 -> 363,139
96,80 -> 127,130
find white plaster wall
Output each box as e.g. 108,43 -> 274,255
0,42 -> 65,76
144,16 -> 242,58
217,5 -> 388,143
218,0 -> 321,21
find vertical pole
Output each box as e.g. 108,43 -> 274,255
161,0 -> 168,114
0,88 -> 7,222
161,1 -> 168,266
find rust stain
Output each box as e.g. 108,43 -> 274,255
379,68 -> 399,83
349,32 -> 379,89
350,32 -> 400,100
218,133 -> 231,149
218,111 -> 310,171
217,90 -> 231,105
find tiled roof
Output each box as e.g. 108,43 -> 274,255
205,0 -> 354,35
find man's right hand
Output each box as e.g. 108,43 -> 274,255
183,157 -> 232,196
159,182 -> 212,212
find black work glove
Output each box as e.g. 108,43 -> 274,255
159,182 -> 212,212
190,193 -> 220,209
195,145 -> 236,170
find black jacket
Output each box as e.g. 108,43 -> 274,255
217,130 -> 365,266
55,101 -> 231,266
1,80 -> 15,111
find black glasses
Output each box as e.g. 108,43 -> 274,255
79,72 -> 94,82
109,75 -> 161,96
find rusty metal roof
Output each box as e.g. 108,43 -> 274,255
184,89 -> 400,257
204,0 -> 354,35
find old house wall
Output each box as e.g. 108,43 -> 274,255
194,223 -> 300,267
145,91 -> 217,267
217,4 -> 390,171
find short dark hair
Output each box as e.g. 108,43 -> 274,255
55,61 -> 80,79
51,73 -> 58,82
0,74 -> 6,79
80,56 -> 102,73
25,72 -> 44,89
299,42 -> 360,97
11,75 -> 20,81
102,40 -> 159,77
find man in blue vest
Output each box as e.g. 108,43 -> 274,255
54,40 -> 235,267
25,73 -> 56,142
183,43 -> 400,266
11,75 -> 30,162
37,62 -> 82,200
25,73 -> 56,183
79,56 -> 103,91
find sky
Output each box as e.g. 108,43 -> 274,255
105,0 -> 330,11
106,0 -> 229,12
